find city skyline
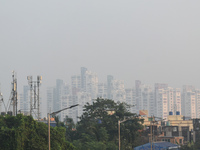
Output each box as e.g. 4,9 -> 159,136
1,1 -> 200,118
2,66 -> 200,118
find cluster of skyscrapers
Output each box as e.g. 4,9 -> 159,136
19,67 -> 200,123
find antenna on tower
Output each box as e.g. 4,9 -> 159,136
27,75 -> 42,120
7,71 -> 18,116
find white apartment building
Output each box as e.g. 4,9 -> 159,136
111,80 -> 126,103
173,88 -> 181,115
71,75 -> 81,95
85,71 -> 98,99
125,88 -> 137,113
46,87 -> 54,114
97,83 -> 107,98
182,85 -> 196,119
72,92 -> 92,123
156,88 -> 168,120
19,85 -> 30,115
141,85 -> 154,116
196,89 -> 200,118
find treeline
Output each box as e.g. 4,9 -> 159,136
0,114 -> 74,150
0,98 -> 145,150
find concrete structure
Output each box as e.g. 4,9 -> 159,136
97,83 -> 107,98
85,71 -> 98,99
81,67 -> 87,92
19,85 -> 30,114
125,88 -> 136,113
107,75 -> 114,99
155,83 -> 168,117
196,89 -> 200,118
111,79 -> 126,103
182,85 -> 196,118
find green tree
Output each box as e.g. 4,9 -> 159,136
0,114 -> 75,150
72,98 -> 144,150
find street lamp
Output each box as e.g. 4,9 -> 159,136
48,104 -> 79,150
118,117 -> 135,150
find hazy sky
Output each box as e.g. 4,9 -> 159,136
1,1 -> 200,116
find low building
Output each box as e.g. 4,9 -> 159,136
134,141 -> 180,150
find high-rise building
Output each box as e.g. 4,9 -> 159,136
125,88 -> 136,113
72,92 -> 91,123
155,83 -> 168,116
141,85 -> 154,116
46,87 -> 54,114
97,83 -> 107,98
173,88 -> 181,115
135,80 -> 142,113
107,75 -> 114,99
196,89 -> 200,118
156,88 -> 168,120
182,85 -> 196,119
85,71 -> 98,99
71,75 -> 81,95
19,86 -> 29,115
111,79 -> 126,103
81,67 -> 87,92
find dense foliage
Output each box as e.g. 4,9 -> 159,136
0,114 -> 75,150
65,98 -> 144,150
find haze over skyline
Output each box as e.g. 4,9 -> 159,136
1,1 -> 200,116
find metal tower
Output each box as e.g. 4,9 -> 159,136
7,71 -> 18,116
27,75 -> 42,120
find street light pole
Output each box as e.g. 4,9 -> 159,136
118,118 -> 133,150
48,113 -> 50,150
48,104 -> 79,150
118,120 -> 120,150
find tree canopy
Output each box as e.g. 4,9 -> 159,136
0,114 -> 75,150
70,98 -> 144,150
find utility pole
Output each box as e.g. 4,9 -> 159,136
118,117 -> 135,150
150,116 -> 152,150
118,120 -> 121,150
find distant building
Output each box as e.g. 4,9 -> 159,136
125,88 -> 136,113
182,85 -> 196,118
107,75 -> 114,99
97,83 -> 107,98
19,85 -> 29,114
81,67 -> 87,92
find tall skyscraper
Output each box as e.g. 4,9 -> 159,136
19,86 -> 29,115
85,71 -> 98,99
182,85 -> 196,118
97,83 -> 107,98
196,89 -> 200,118
107,75 -> 114,99
71,75 -> 81,95
125,88 -> 136,113
112,79 -> 126,103
155,83 -> 168,116
141,85 -> 154,116
173,88 -> 181,115
135,80 -> 142,113
81,67 -> 87,92
46,87 -> 54,114
156,88 -> 168,120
